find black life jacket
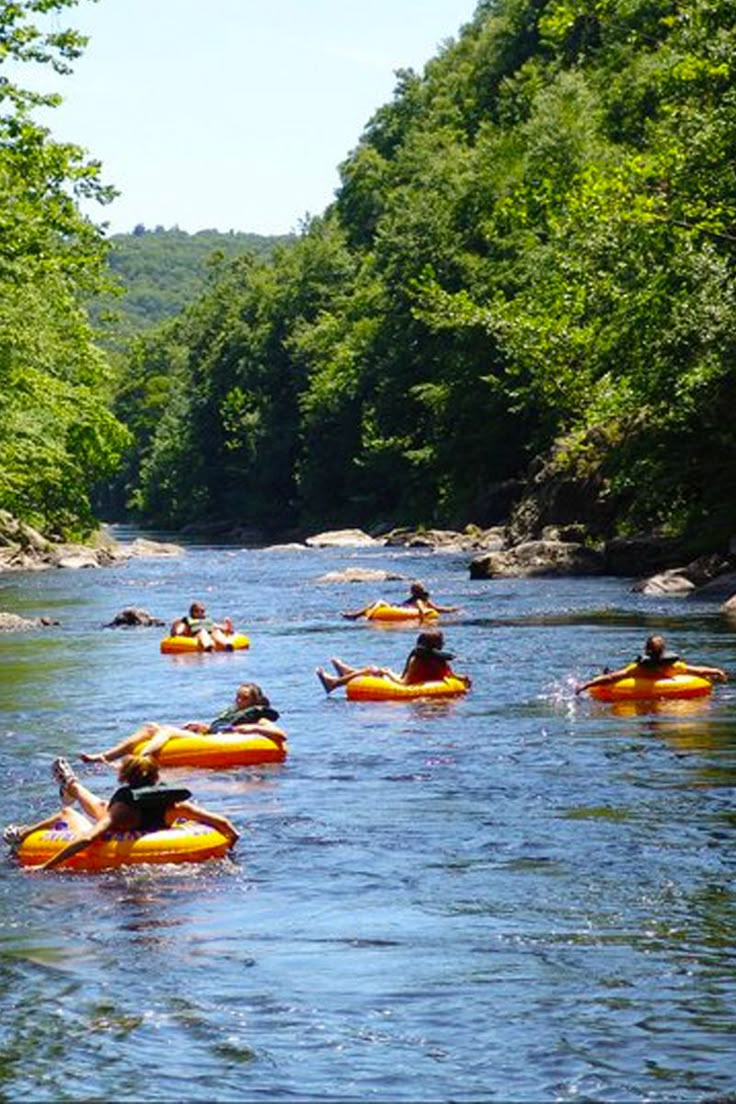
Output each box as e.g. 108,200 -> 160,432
110,784 -> 192,832
635,652 -> 680,669
208,704 -> 279,733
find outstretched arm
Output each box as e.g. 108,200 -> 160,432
174,801 -> 240,847
575,666 -> 630,694
682,663 -> 728,682
229,718 -> 287,743
426,600 -> 459,614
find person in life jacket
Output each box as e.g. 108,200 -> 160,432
575,634 -> 728,695
78,683 -> 287,764
341,581 -> 459,620
3,755 -> 239,871
170,600 -> 234,651
316,628 -> 471,693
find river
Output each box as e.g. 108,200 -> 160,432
0,530 -> 734,1102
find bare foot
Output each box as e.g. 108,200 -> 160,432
316,667 -> 338,694
331,657 -> 353,676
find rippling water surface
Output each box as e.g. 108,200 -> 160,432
1,531 -> 735,1102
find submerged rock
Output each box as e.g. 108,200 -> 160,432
105,607 -> 166,628
128,538 -> 184,556
316,567 -> 405,584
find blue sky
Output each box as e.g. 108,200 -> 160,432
35,0 -> 476,237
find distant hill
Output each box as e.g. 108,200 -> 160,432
93,225 -> 294,337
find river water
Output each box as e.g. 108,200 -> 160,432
0,531 -> 734,1102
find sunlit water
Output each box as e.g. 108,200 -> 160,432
1,530 -> 735,1102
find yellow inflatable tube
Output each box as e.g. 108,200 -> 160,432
160,632 -> 250,654
133,732 -> 286,769
365,603 -> 439,623
17,819 -> 230,871
589,662 -> 712,702
346,675 -> 469,701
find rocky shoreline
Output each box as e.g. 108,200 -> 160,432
0,510 -> 183,574
3,510 -> 736,622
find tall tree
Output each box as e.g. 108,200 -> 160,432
0,0 -> 129,537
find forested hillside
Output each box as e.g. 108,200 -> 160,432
116,0 -> 736,544
95,226 -> 294,336
3,0 -> 736,548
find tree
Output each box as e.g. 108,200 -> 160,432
0,0 -> 129,537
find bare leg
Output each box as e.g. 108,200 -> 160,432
5,806 -> 94,848
80,721 -> 159,764
317,665 -> 383,693
331,657 -> 356,676
62,776 -> 108,822
196,629 -> 215,651
210,628 -> 234,650
316,667 -> 340,693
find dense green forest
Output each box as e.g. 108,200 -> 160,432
0,0 -> 128,539
116,0 -> 736,544
2,0 -> 736,546
94,226 -> 294,337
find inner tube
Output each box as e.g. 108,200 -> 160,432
589,662 -> 713,702
16,819 -> 230,870
160,633 -> 250,654
364,603 -> 439,623
133,732 -> 286,768
346,675 -> 468,701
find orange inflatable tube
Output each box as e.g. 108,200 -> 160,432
365,603 -> 439,623
133,732 -> 286,768
346,675 -> 468,701
589,662 -> 712,702
17,820 -> 230,870
160,632 -> 250,654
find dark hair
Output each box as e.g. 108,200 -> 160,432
410,582 -> 429,600
118,754 -> 160,788
416,629 -> 444,651
645,635 -> 666,658
189,600 -> 206,616
235,682 -> 270,707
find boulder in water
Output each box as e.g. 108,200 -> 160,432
105,607 -> 166,628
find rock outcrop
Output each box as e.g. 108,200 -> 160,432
0,612 -> 60,632
305,529 -> 384,548
631,570 -> 696,597
384,527 -> 505,553
470,539 -> 605,579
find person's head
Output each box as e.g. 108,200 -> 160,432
410,582 -> 430,600
118,754 -> 160,789
644,635 -> 666,659
416,628 -> 444,652
189,601 -> 207,618
234,682 -> 269,709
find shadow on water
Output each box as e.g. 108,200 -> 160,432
465,609 -> 729,635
